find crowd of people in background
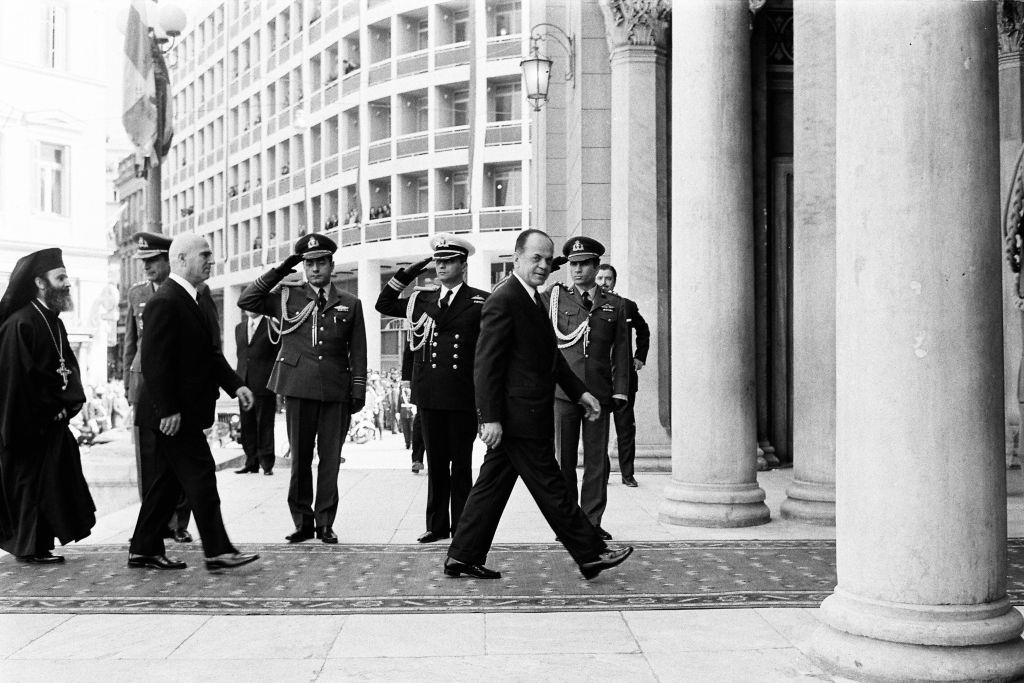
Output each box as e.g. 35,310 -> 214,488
368,204 -> 391,220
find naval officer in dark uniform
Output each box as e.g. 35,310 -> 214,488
544,236 -> 630,540
123,232 -> 192,543
375,233 -> 488,543
596,263 -> 650,487
238,233 -> 367,544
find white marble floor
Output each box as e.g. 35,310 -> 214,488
4,430 -> 1022,681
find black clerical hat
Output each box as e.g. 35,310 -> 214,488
0,247 -> 65,324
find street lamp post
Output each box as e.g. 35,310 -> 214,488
520,23 -> 575,112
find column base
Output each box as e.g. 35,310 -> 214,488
659,480 -> 770,527
780,477 -> 836,525
810,624 -> 1024,682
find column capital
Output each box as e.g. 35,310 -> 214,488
598,0 -> 671,53
999,0 -> 1024,55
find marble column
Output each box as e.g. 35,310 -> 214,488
659,0 -> 769,528
357,258 -> 382,372
598,0 -> 671,471
998,5 -> 1024,496
810,2 -> 1024,678
780,0 -> 835,525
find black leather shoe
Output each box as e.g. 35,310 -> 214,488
580,546 -> 634,580
286,526 -> 315,543
622,476 -> 638,488
263,470 -> 273,476
316,526 -> 338,544
417,531 -> 450,544
595,526 -> 613,541
411,461 -> 423,473
16,552 -> 65,564
443,557 -> 501,579
204,552 -> 259,571
172,528 -> 193,543
127,554 -> 187,570
235,465 -> 259,474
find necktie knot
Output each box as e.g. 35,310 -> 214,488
581,290 -> 592,310
440,290 -> 452,310
316,289 -> 326,312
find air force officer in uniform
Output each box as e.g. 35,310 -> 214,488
375,233 -> 488,544
238,234 -> 367,544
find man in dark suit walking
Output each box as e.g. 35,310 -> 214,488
238,233 -> 367,545
123,232 -> 192,543
376,233 -> 488,543
596,263 -> 650,488
444,229 -> 633,581
545,237 -> 631,539
234,311 -> 277,475
128,233 -> 259,572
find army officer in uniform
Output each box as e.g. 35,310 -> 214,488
544,236 -> 630,540
123,232 -> 192,543
238,234 -> 367,544
376,233 -> 488,543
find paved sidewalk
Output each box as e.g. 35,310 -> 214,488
3,430 -> 1022,681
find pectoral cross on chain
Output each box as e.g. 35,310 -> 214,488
56,360 -> 71,390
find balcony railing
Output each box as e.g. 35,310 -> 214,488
365,218 -> 392,242
396,50 -> 428,77
487,36 -> 521,60
368,139 -> 391,164
341,224 -> 361,246
485,120 -> 523,145
434,126 -> 470,151
325,154 -> 339,176
325,81 -> 339,106
479,205 -> 523,231
435,42 -> 470,68
434,211 -> 471,234
395,132 -> 428,158
341,71 -> 359,96
341,147 -> 359,171
396,214 -> 428,238
368,60 -> 391,86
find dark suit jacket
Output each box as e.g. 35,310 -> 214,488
136,278 -> 244,431
376,281 -> 488,412
623,297 -> 650,394
238,269 -> 367,403
543,285 -> 630,406
234,316 -> 277,396
474,275 -> 587,439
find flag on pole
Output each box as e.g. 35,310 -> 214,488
122,0 -> 157,165
122,0 -> 172,167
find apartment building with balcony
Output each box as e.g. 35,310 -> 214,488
161,0 -> 534,369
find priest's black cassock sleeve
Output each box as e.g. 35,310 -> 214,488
0,303 -> 95,556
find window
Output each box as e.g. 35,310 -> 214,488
453,89 -> 469,126
453,11 -> 469,43
440,171 -> 467,211
491,82 -> 519,121
42,4 -> 67,69
492,1 -> 520,37
415,177 -> 429,213
36,142 -> 68,216
417,19 -> 429,50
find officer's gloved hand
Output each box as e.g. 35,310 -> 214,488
275,253 -> 304,276
349,396 -> 366,414
395,256 -> 433,285
551,255 -> 568,273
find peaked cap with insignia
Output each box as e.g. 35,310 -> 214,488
294,232 -> 338,260
562,235 -> 605,262
430,232 -> 475,260
131,232 -> 173,259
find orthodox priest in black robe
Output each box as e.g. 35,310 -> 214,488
0,248 -> 95,563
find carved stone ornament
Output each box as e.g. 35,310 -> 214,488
999,0 -> 1024,54
598,0 -> 671,52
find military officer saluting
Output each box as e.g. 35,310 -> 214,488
543,236 -> 630,540
123,232 -> 192,543
376,233 -> 488,543
238,233 -> 367,544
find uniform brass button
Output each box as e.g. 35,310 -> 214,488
432,352 -> 437,357
454,334 -> 460,339
453,353 -> 458,359
432,342 -> 438,347
453,343 -> 459,349
318,341 -> 323,345
320,326 -> 324,331
452,364 -> 458,369
431,363 -> 437,368
318,355 -> 323,360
